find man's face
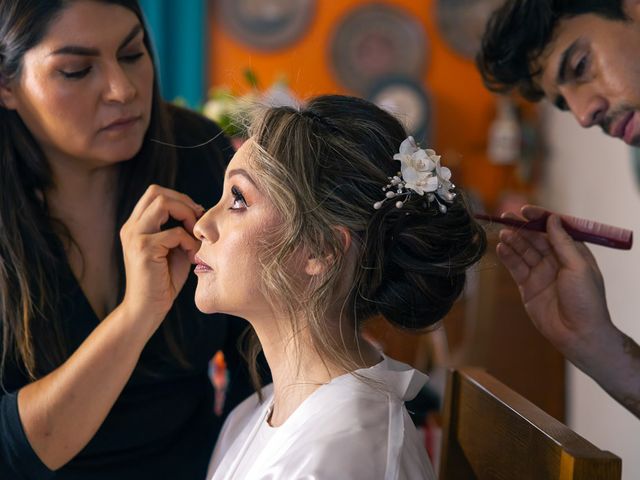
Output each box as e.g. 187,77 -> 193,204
537,8 -> 640,146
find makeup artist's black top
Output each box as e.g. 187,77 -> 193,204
0,105 -> 256,480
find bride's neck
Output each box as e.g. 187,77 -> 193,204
253,314 -> 381,427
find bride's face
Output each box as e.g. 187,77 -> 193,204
192,140 -> 284,317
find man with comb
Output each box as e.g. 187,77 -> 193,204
478,0 -> 640,419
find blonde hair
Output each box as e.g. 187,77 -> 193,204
242,95 -> 486,390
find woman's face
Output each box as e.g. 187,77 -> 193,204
0,1 -> 154,167
193,141 -> 285,318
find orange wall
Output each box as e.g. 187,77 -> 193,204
208,0 -> 525,209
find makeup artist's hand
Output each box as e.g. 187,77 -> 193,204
120,184 -> 203,323
496,205 -> 617,370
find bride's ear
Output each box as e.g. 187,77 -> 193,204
304,227 -> 352,276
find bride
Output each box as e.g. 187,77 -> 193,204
192,95 -> 486,479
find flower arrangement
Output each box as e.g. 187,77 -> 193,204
201,69 -> 297,139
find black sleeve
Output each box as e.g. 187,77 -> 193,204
0,391 -> 54,480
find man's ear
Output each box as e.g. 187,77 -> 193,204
304,227 -> 352,277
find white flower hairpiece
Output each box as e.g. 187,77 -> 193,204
373,136 -> 456,213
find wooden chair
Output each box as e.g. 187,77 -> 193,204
439,368 -> 621,480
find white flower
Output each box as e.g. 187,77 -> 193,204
202,98 -> 229,123
375,137 -> 456,211
433,156 -> 456,202
393,136 -> 438,196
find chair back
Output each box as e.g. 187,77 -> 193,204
439,368 -> 622,480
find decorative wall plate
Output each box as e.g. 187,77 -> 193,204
435,0 -> 504,60
330,4 -> 427,94
219,0 -> 316,51
367,76 -> 432,143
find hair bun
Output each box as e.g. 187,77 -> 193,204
357,196 -> 486,331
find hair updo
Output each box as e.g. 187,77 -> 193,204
243,95 -> 486,379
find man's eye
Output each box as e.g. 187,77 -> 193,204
574,56 -> 588,78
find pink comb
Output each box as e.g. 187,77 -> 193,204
474,212 -> 633,250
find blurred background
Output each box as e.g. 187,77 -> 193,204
138,1 -> 640,478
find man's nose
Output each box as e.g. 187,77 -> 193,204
565,90 -> 608,128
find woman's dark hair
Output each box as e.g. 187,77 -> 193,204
0,0 -> 181,382
477,0 -> 628,101
243,95 -> 486,388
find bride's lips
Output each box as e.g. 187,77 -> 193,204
194,254 -> 213,273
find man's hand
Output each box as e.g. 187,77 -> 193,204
496,205 -> 640,418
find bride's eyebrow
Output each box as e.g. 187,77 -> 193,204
48,24 -> 143,57
227,168 -> 259,190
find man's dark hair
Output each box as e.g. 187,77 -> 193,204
477,0 -> 627,101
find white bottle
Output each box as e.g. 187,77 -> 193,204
488,97 -> 521,165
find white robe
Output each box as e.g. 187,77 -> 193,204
207,355 -> 437,480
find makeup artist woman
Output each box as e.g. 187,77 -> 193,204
0,1 -> 253,479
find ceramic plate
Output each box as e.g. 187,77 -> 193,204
219,0 -> 316,51
367,76 -> 432,143
330,4 -> 427,94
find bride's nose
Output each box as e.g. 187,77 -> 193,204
193,206 -> 220,243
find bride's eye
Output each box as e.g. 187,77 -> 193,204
230,185 -> 248,210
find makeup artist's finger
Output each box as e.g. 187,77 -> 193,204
546,214 -> 586,268
151,227 -> 200,260
130,185 -> 204,221
135,196 -> 200,235
498,229 -> 543,268
520,204 -> 548,221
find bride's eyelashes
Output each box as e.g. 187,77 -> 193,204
230,185 -> 249,210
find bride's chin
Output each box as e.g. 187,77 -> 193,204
194,294 -> 216,314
